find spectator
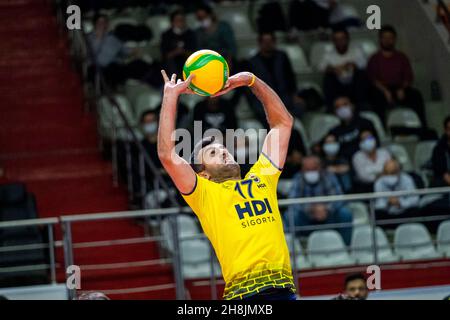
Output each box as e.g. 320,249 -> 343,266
329,96 -> 377,161
319,28 -> 369,110
367,25 -> 427,126
248,32 -> 298,123
193,97 -> 237,134
87,14 -> 136,87
321,134 -> 352,193
76,291 -> 110,300
283,129 -> 308,179
195,4 -> 237,61
352,130 -> 391,192
432,116 -> 450,187
374,159 -> 419,219
334,273 -> 369,300
287,156 -> 352,245
160,9 -> 197,79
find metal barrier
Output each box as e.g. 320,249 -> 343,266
0,218 -> 59,285
1,187 -> 450,299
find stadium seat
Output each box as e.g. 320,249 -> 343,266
360,111 -> 389,144
307,230 -> 355,267
386,143 -> 414,172
134,91 -> 162,118
437,220 -> 450,257
394,223 -> 442,261
161,215 -> 202,253
351,226 -> 399,264
347,202 -> 369,226
237,41 -> 258,60
414,140 -> 437,172
387,108 -> 422,130
109,17 -> 139,31
293,119 -> 311,153
353,39 -> 378,57
145,15 -> 170,44
308,114 -> 340,144
278,44 -> 311,74
309,42 -> 333,71
285,234 -> 312,269
98,95 -> 137,140
218,11 -> 254,38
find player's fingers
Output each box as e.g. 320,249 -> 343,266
185,73 -> 195,85
161,70 -> 169,82
171,73 -> 177,83
177,79 -> 182,84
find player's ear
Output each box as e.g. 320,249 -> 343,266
198,170 -> 211,180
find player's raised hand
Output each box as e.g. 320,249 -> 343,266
212,72 -> 255,97
161,70 -> 195,96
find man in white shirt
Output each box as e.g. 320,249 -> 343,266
374,159 -> 419,218
320,28 -> 370,110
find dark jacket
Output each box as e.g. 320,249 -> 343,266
329,116 -> 377,161
431,135 -> 450,186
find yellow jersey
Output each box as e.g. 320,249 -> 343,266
182,153 -> 296,300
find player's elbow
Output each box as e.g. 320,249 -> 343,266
283,113 -> 294,129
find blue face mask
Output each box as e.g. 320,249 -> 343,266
360,137 -> 376,153
323,142 -> 340,156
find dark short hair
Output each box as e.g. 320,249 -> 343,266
170,9 -> 185,22
332,27 -> 349,38
196,3 -> 214,15
444,115 -> 450,128
345,273 -> 366,288
258,31 -> 276,43
93,13 -> 108,24
379,25 -> 397,37
190,136 -> 216,173
140,109 -> 159,124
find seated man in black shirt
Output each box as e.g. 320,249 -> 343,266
328,96 -> 377,161
160,9 -> 197,79
193,97 -> 237,135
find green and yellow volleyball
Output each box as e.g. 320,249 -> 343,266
182,49 -> 229,96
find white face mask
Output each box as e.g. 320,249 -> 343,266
304,171 -> 320,185
143,122 -> 158,135
360,137 -> 376,153
323,142 -> 340,156
173,27 -> 184,35
336,105 -> 353,120
382,175 -> 399,187
201,18 -> 212,28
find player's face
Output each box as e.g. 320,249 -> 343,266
345,279 -> 369,300
199,143 -> 241,180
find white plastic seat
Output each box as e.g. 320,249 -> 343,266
386,143 -> 414,172
293,119 -> 311,152
145,15 -> 171,44
308,114 -> 340,144
109,17 -> 139,31
437,220 -> 450,257
98,95 -> 137,140
414,141 -> 437,172
351,226 -> 399,264
279,44 -> 311,74
360,111 -> 389,144
218,11 -> 253,38
285,234 -> 312,270
277,179 -> 294,197
347,202 -> 369,226
309,42 -> 333,71
394,223 -> 442,261
307,230 -> 355,267
387,108 -> 422,129
134,91 -> 162,118
161,215 -> 202,252
353,39 -> 378,57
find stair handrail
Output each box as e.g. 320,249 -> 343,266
54,0 -> 186,299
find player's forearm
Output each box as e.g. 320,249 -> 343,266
157,92 -> 179,162
250,77 -> 293,129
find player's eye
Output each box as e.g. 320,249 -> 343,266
210,149 -> 216,156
